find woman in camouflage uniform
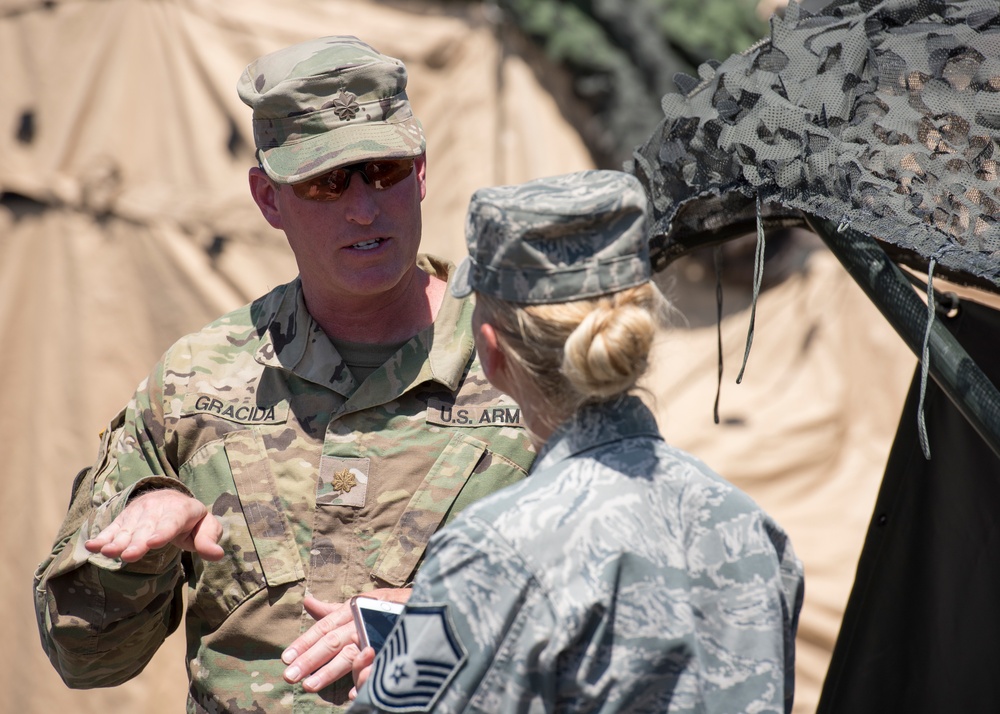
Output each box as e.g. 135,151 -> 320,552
350,169 -> 805,714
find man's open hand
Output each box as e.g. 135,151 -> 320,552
85,489 -> 224,563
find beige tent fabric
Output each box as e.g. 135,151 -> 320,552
2,1 -> 919,713
0,0 -> 590,245
645,246 -> 916,713
1,2 -> 593,713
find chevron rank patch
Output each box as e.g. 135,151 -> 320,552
367,604 -> 467,712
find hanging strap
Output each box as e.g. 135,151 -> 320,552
713,245 -> 724,425
736,193 -> 766,384
915,258 -> 937,459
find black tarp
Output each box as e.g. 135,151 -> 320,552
818,296 -> 1000,713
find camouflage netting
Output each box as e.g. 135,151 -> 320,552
631,0 -> 1000,291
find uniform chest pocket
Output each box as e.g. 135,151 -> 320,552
369,432 -> 489,587
184,428 -> 305,630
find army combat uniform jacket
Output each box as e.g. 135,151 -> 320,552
352,395 -> 804,714
34,256 -> 536,713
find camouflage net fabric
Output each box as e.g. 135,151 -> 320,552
632,0 -> 1000,290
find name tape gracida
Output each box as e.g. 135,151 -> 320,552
182,394 -> 289,425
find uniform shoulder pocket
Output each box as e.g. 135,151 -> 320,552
185,428 -> 305,630
224,428 -> 305,586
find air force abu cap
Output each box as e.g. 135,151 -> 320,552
237,36 -> 425,184
452,170 -> 651,304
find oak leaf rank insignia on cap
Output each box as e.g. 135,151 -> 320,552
237,35 -> 425,184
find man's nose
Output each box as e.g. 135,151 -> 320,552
340,172 -> 379,224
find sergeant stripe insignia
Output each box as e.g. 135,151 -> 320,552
426,398 -> 524,428
368,604 -> 467,712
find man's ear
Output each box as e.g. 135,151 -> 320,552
249,167 -> 283,229
415,154 -> 427,201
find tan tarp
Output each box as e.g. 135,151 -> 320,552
1,1 -> 916,713
646,247 -> 916,710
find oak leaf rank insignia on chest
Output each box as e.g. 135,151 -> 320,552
318,456 -> 369,508
331,469 -> 357,493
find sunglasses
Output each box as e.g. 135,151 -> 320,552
291,158 -> 415,201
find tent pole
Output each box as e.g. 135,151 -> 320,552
806,215 -> 1000,461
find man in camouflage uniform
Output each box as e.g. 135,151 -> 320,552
33,36 -> 535,713
350,171 -> 805,713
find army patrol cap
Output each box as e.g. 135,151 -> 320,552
452,170 -> 651,304
237,36 -> 425,184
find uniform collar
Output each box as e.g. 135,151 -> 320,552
423,255 -> 475,391
252,256 -> 474,396
531,395 -> 663,473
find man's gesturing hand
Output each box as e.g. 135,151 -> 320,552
84,489 -> 224,563
282,589 -> 411,692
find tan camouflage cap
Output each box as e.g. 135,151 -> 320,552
452,170 -> 651,304
237,36 -> 425,184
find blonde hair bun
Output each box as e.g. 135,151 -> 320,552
562,287 -> 661,400
474,283 -> 671,433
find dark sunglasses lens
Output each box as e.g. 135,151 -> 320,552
292,169 -> 349,200
291,158 -> 415,201
367,159 -> 414,190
